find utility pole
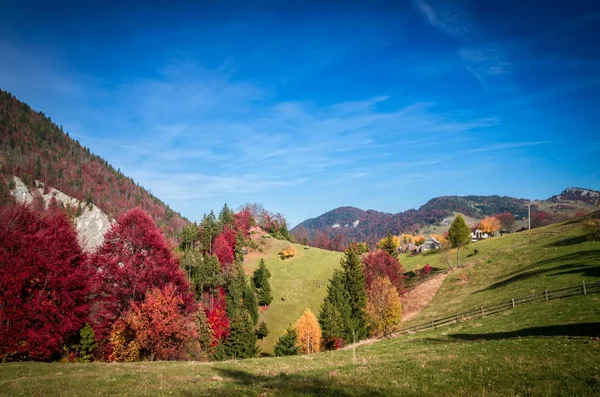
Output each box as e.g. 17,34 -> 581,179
527,201 -> 532,230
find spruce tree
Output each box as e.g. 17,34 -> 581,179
252,259 -> 273,307
318,270 -> 351,348
223,261 -> 259,358
256,320 -> 269,341
218,203 -> 235,230
274,327 -> 299,357
340,246 -> 369,341
199,211 -> 218,254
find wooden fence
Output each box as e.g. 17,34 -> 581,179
395,280 -> 600,337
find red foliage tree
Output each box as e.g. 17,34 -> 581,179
0,204 -> 92,361
362,250 -> 405,295
234,208 -> 253,237
495,212 -> 516,232
89,207 -> 196,343
313,230 -> 331,250
122,284 -> 198,361
213,232 -> 235,270
205,288 -> 229,346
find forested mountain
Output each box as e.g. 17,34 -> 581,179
0,90 -> 188,237
292,190 -> 599,249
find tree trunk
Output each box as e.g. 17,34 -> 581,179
456,246 -> 461,268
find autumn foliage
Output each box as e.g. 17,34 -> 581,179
205,288 -> 230,346
110,285 -> 198,361
365,276 -> 402,337
0,204 -> 92,361
295,309 -> 321,354
478,216 -> 501,234
89,208 -> 196,343
279,244 -> 297,259
362,250 -> 405,295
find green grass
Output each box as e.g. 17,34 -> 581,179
403,214 -> 600,326
1,296 -> 598,396
243,239 -> 342,353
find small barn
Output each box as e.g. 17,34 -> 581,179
418,236 -> 441,252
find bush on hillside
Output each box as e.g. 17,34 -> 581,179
583,218 -> 600,241
279,245 -> 297,259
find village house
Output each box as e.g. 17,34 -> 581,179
418,236 -> 441,252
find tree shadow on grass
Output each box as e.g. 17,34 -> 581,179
447,322 -> 600,341
476,250 -> 600,292
546,235 -> 589,248
187,367 -> 388,397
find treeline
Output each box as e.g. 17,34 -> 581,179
0,200 -> 285,362
0,89 -> 187,238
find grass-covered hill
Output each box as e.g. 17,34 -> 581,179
242,233 -> 342,353
0,90 -> 188,237
2,212 -> 598,396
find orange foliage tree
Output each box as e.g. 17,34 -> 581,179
413,235 -> 426,246
110,284 -> 199,361
295,308 -> 321,354
365,276 -> 402,337
400,233 -> 415,244
431,234 -> 447,246
279,245 -> 297,259
478,216 -> 501,234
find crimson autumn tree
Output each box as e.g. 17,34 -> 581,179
0,204 -> 92,361
362,250 -> 405,295
89,207 -> 196,344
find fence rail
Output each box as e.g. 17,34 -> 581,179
395,280 -> 600,337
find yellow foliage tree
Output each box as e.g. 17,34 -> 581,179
279,244 -> 297,259
400,234 -> 414,244
478,216 -> 501,234
108,320 -> 141,362
431,234 -> 447,246
377,235 -> 400,251
365,276 -> 402,337
413,235 -> 426,246
295,308 -> 321,354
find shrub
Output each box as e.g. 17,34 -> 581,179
274,327 -> 299,357
279,244 -> 297,259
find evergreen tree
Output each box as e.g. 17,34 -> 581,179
196,308 -> 214,360
199,211 -> 218,254
318,270 -> 351,349
252,259 -> 273,307
379,234 -> 399,259
256,320 -> 269,341
447,214 -> 471,268
222,262 -> 259,358
181,248 -> 201,283
194,254 -> 222,300
340,246 -> 369,341
218,203 -> 235,230
179,224 -> 199,251
279,221 -> 291,241
319,247 -> 369,349
274,327 -> 299,357
234,231 -> 245,263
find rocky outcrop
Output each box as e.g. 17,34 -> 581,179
9,176 -> 112,252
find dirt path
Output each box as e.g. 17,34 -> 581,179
401,272 -> 448,322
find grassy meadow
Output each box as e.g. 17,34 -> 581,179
1,213 -> 599,396
243,237 -> 342,353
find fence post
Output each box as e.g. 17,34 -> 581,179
583,280 -> 587,296
431,320 -> 435,330
512,298 -> 515,308
456,313 -> 459,323
481,306 -> 485,317
544,289 -> 548,302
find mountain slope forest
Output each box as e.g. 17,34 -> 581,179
292,190 -> 599,249
0,90 -> 187,237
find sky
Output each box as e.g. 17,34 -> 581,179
1,0 -> 599,227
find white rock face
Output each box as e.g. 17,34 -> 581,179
332,223 -> 340,228
9,176 -> 112,252
352,220 -> 360,228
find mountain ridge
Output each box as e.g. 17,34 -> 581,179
291,187 -> 599,248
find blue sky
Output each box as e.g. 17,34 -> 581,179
1,0 -> 599,226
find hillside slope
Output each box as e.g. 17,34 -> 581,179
0,90 -> 188,237
243,236 -> 342,353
